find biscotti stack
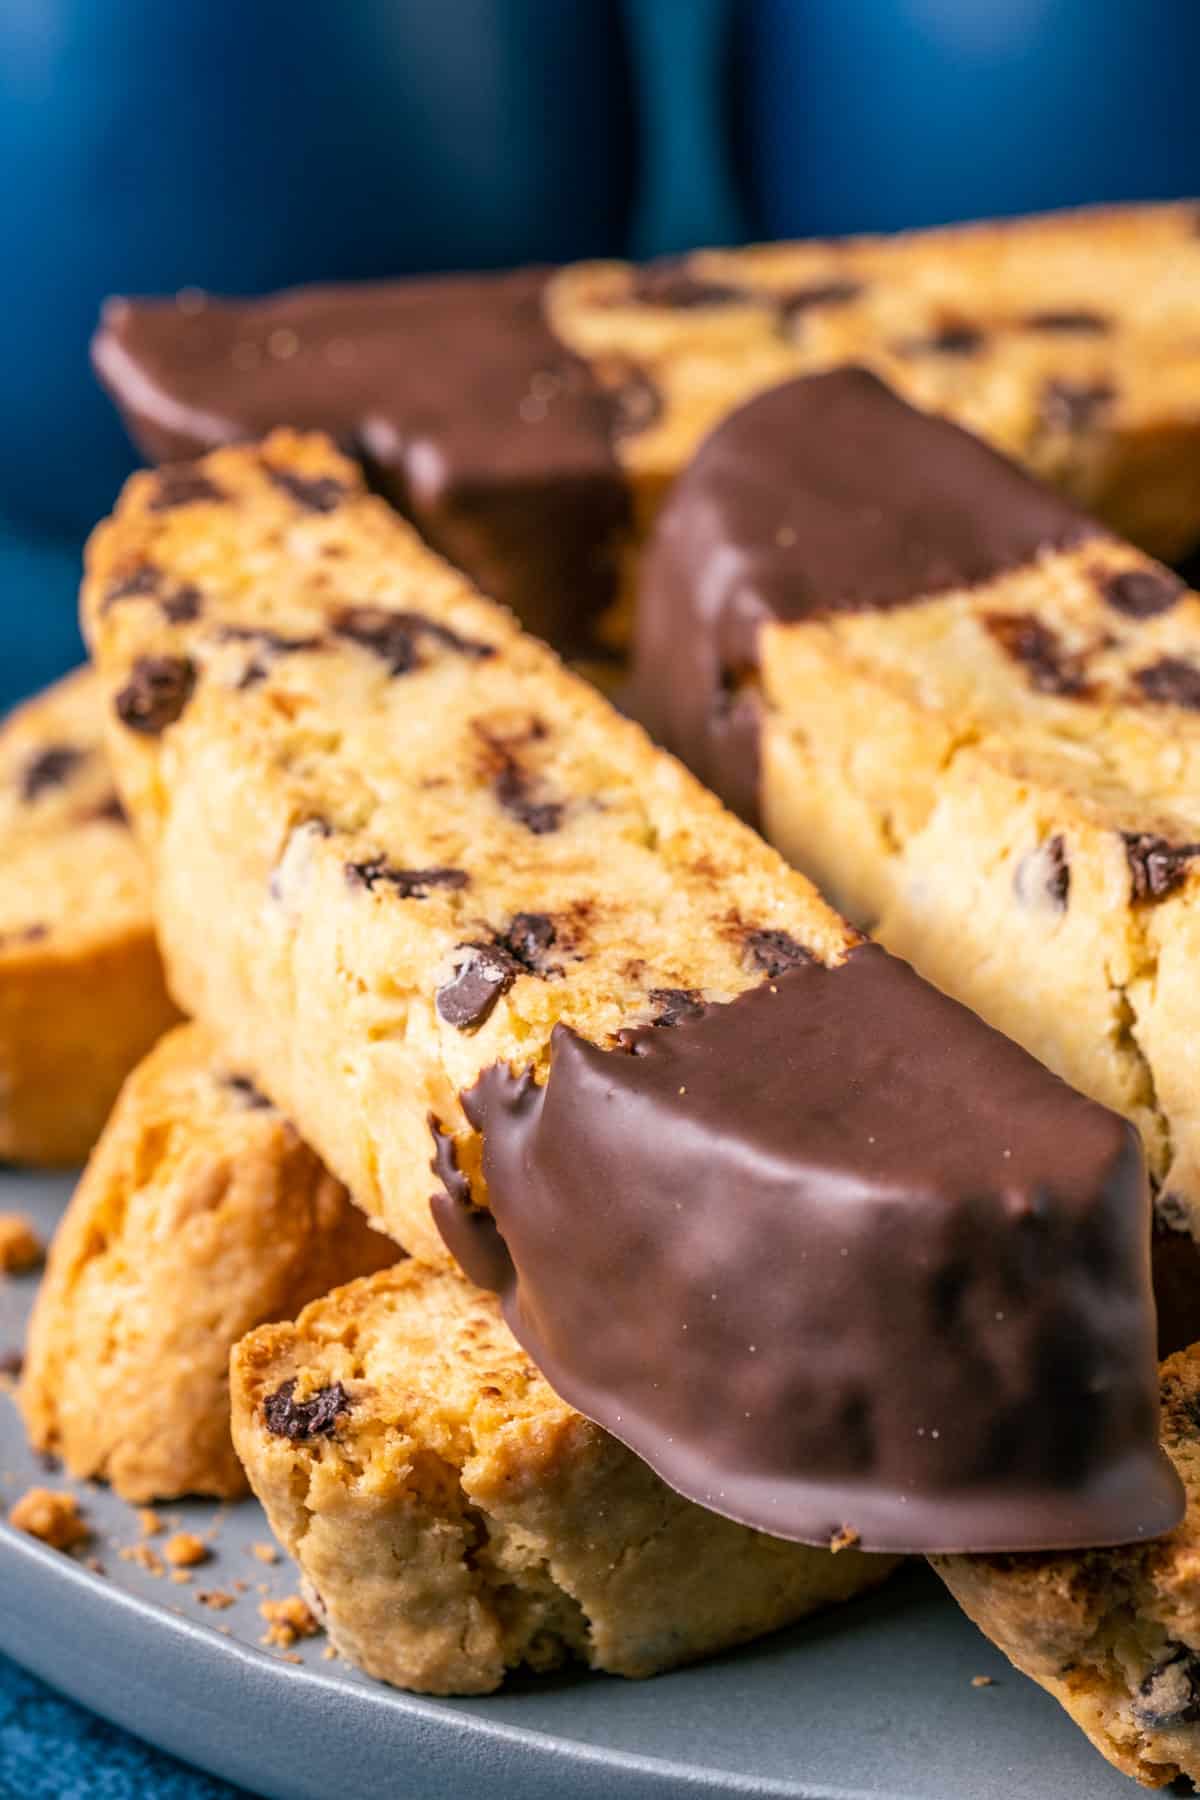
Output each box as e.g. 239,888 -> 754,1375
11,203 -> 1200,1767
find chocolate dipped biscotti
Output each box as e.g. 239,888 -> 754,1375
232,1261 -> 898,1695
95,202 -> 1200,660
79,429 -> 1179,1555
633,367 -> 1200,1353
0,668 -> 180,1165
21,1022 -> 394,1500
935,1346 -> 1200,1790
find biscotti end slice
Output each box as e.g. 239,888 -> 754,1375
0,667 -> 181,1165
231,1261 -> 898,1695
95,203 -> 1200,664
633,365 -> 1200,1354
935,1345 -> 1200,1790
20,1022 -> 396,1501
80,430 -> 1178,1554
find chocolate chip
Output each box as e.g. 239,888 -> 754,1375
898,322 -> 986,356
777,280 -> 864,333
629,259 -> 748,309
1101,568 -> 1183,619
333,606 -> 494,675
496,912 -> 559,973
0,923 -> 49,948
101,567 -> 160,612
1022,310 -> 1110,334
223,1074 -> 274,1110
983,613 -> 1090,697
745,929 -> 813,977
648,987 -> 706,1026
264,466 -> 349,513
429,1117 -> 472,1208
1133,1648 -> 1200,1729
263,1378 -> 350,1441
436,944 -> 521,1030
0,1349 -> 23,1378
344,859 -> 468,898
1014,835 -> 1070,911
161,584 -> 203,624
19,744 -> 84,803
1124,833 -> 1200,903
1039,379 -> 1115,433
149,467 -> 226,511
608,370 -> 664,440
88,794 -> 129,827
494,760 -> 563,834
113,656 -> 195,735
1135,656 -> 1200,710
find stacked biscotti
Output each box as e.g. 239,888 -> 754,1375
632,367 -> 1200,1361
95,202 -> 1200,663
17,200 -> 1200,1754
77,426 -> 1179,1571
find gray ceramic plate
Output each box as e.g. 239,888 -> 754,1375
0,1168 -> 1145,1800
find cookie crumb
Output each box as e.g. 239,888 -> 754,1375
164,1531 -> 209,1568
86,1556 -> 107,1576
829,1526 -> 860,1554
0,1215 -> 43,1274
971,1675 -> 995,1689
9,1487 -> 89,1550
259,1594 -> 321,1648
170,1569 -> 193,1585
138,1507 -> 163,1537
251,1540 -> 279,1564
196,1588 -> 235,1611
120,1541 -> 164,1576
322,1644 -> 337,1661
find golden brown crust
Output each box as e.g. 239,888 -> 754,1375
737,531 -> 1200,1265
231,1261 -> 897,1695
20,1022 -> 395,1500
935,1344 -> 1200,1789
80,430 -> 855,1259
551,202 -> 1200,638
0,667 -> 181,1164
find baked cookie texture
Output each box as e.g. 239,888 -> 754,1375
934,1346 -> 1200,1790
76,429 -> 1179,1558
95,203 -> 1200,660
20,1022 -> 395,1500
635,368 -> 1200,1354
0,667 -> 180,1165
231,1260 -> 898,1695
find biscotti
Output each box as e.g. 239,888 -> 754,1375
934,1345 -> 1200,1790
232,1260 -> 898,1694
633,367 -> 1200,1354
79,429 -> 1179,1555
20,1022 -> 395,1500
95,202 -> 1200,659
0,667 -> 179,1165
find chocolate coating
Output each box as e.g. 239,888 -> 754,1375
631,368 -> 1101,824
94,271 -> 631,656
437,942 -> 1180,1554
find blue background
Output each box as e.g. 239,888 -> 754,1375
5,0 -> 1200,1790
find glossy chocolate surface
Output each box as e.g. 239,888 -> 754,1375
435,943 -> 1181,1554
630,367 -> 1102,823
94,271 -> 629,655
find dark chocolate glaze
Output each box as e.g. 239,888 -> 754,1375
630,368 -> 1102,825
433,941 -> 1180,1554
1151,1215 -> 1200,1359
93,270 -> 632,656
